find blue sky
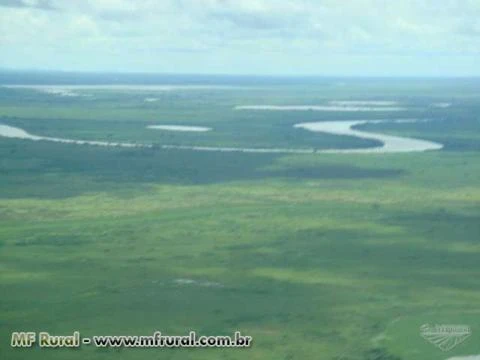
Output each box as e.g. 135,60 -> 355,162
0,0 -> 479,76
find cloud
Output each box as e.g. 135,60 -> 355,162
0,0 -> 479,75
203,0 -> 306,30
0,0 -> 56,10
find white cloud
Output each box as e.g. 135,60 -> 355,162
0,0 -> 479,75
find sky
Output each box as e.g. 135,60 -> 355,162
0,0 -> 479,76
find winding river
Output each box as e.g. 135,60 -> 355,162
0,120 -> 443,154
294,120 -> 442,153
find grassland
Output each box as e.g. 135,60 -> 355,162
0,76 -> 479,360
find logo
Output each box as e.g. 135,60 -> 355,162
420,324 -> 472,351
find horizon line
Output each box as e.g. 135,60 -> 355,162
1,68 -> 480,80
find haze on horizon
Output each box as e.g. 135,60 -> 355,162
0,0 -> 479,77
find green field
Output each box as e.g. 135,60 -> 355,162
0,77 -> 479,360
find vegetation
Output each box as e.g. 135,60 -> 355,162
0,76 -> 479,360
